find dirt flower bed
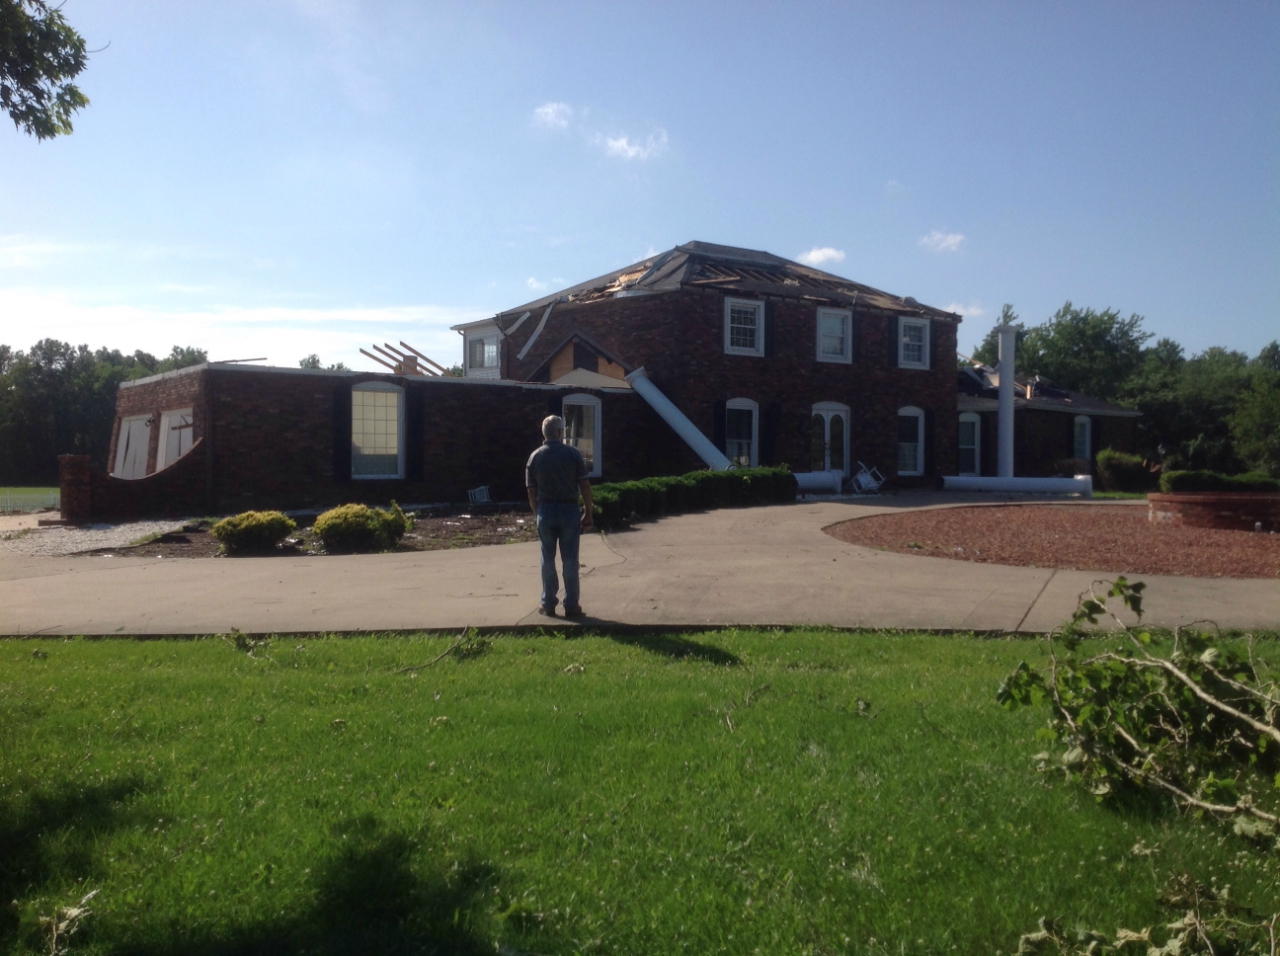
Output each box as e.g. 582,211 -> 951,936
824,504 -> 1280,579
77,512 -> 540,559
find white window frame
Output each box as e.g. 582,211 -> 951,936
897,405 -> 925,476
898,317 -> 931,370
811,401 -> 851,476
562,393 -> 602,478
815,308 -> 852,364
723,298 -> 765,357
156,408 -> 195,471
113,414 -> 151,480
1073,415 -> 1092,462
465,332 -> 500,378
958,411 -> 981,477
725,397 -> 759,468
351,381 -> 405,480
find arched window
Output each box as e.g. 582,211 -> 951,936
1073,415 -> 1091,462
562,393 -> 602,478
725,398 -> 759,467
352,381 -> 404,479
810,402 -> 850,475
897,406 -> 925,476
958,411 -> 981,476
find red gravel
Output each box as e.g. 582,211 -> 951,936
824,505 -> 1280,579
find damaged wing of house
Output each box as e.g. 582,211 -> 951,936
59,240 -> 1139,520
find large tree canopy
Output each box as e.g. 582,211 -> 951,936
0,0 -> 89,139
1018,302 -> 1151,402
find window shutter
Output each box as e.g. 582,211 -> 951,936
405,386 -> 425,481
924,409 -> 936,477
332,382 -> 352,483
547,394 -> 563,417
888,316 -> 899,367
760,403 -> 781,465
850,314 -> 861,362
713,400 -> 727,453
764,303 -> 776,357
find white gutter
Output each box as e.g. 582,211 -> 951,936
794,470 -> 843,494
996,325 -> 1017,477
943,475 -> 1092,496
516,302 -> 557,361
624,367 -> 732,471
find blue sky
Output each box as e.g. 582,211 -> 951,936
1,1 -> 1276,371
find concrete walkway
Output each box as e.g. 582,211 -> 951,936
1,495 -> 1276,636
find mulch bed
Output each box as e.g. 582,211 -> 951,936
76,512 -> 540,559
824,504 -> 1280,579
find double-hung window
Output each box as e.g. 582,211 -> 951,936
1073,416 -> 1091,462
351,382 -> 404,479
724,299 -> 765,357
465,334 -> 499,377
898,318 -> 930,369
725,398 -> 759,467
897,406 -> 925,476
562,394 -> 602,478
816,308 -> 852,363
958,412 -> 980,476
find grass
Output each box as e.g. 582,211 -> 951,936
2,630 -> 1275,955
0,487 -> 58,495
1091,491 -> 1149,500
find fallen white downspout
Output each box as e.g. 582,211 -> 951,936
943,474 -> 1093,496
624,367 -> 732,471
794,470 -> 843,494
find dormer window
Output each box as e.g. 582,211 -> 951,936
464,331 -> 500,378
724,299 -> 764,357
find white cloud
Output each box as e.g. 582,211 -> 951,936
0,288 -> 485,373
599,129 -> 668,160
533,102 -> 573,129
885,179 -> 906,197
526,277 -> 548,291
796,247 -> 845,267
943,302 -> 986,318
918,231 -> 965,253
0,234 -> 90,270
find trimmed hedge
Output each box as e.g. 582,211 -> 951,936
592,467 -> 797,529
210,510 -> 297,554
1095,448 -> 1156,493
1158,470 -> 1280,494
314,501 -> 413,553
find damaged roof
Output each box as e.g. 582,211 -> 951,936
460,241 -> 960,329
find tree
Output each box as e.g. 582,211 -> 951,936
1230,369 -> 1280,477
1019,302 -> 1150,401
1,0 -> 89,139
969,304 -> 1025,368
299,354 -> 350,371
1252,339 -> 1280,373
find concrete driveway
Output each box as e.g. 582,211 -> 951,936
1,495 -> 1275,636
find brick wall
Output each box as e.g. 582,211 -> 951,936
505,289 -> 958,483
109,367 -> 209,476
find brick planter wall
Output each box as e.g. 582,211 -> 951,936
1149,492 -> 1280,532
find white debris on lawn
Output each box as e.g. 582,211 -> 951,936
0,518 -> 194,557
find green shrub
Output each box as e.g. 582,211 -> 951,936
1095,448 -> 1154,492
210,510 -> 296,554
314,501 -> 413,553
1159,469 -> 1280,493
590,466 -> 796,529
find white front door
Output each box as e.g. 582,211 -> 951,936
810,402 -> 850,475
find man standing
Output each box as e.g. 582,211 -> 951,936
526,414 -> 594,617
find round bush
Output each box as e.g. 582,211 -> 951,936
210,510 -> 297,554
314,501 -> 412,553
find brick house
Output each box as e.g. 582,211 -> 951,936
955,366 -> 1141,478
62,241 -> 963,519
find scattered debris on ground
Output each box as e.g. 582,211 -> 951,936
825,504 -> 1280,579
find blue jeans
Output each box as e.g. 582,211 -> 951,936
536,501 -> 581,610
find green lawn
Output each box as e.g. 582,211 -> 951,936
1091,491 -> 1149,500
2,630 -> 1274,955
0,488 -> 58,495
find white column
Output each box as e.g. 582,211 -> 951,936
996,325 -> 1016,478
625,367 -> 733,471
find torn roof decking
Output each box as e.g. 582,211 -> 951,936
454,241 -> 960,337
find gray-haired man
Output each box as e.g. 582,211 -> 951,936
526,414 -> 594,617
